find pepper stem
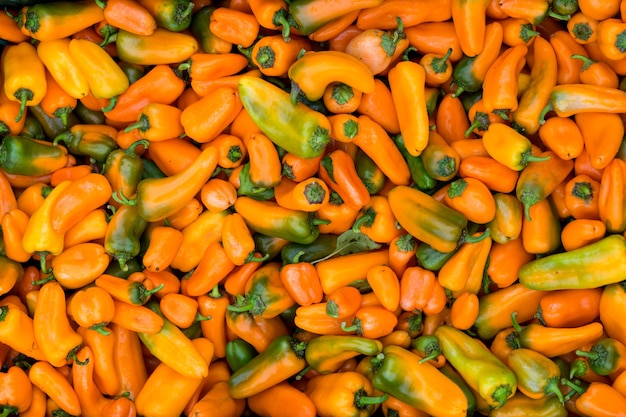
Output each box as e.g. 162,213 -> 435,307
570,358 -> 588,379
561,378 -> 587,396
13,88 -> 33,122
510,311 -> 522,332
354,388 -> 388,407
491,385 -> 512,408
111,189 -> 138,206
210,285 -> 221,299
245,251 -> 270,263
0,406 -> 19,417
38,251 -> 52,275
352,209 -> 376,233
294,365 -> 312,380
575,349 -> 599,361
539,102 -> 553,125
341,320 -> 360,334
89,322 -> 111,336
418,351 -> 439,364
462,228 -> 491,244
194,312 -> 212,322
545,376 -> 565,404
140,283 -> 165,302
68,346 -> 89,366
101,95 -> 118,112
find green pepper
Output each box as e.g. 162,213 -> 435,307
228,335 -> 307,399
460,90 -> 483,113
280,234 -> 338,265
104,204 -> 147,271
451,55 -> 486,96
575,338 -> 626,376
393,134 -> 438,192
490,392 -> 567,417
237,162 -> 275,201
355,148 -> 386,195
252,233 -> 288,261
225,339 -> 258,373
388,185 -> 468,253
438,362 -> 478,417
226,262 -> 295,319
370,345 -> 469,415
305,335 -> 383,375
141,158 -> 166,179
234,196 -> 326,245
416,241 -> 457,271
53,127 -> 117,164
19,113 -> 46,140
140,0 -> 194,32
507,348 -> 564,403
189,6 -> 223,54
102,140 -> 146,205
519,234 -> 626,290
434,325 -> 517,408
73,101 -> 106,125
551,0 -> 578,16
104,257 -> 142,278
181,320 -> 203,340
412,335 -> 441,364
0,135 -> 69,176
238,76 -> 331,159
119,61 -> 145,85
28,104 -> 79,139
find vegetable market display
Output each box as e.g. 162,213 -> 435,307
3,0 -> 626,416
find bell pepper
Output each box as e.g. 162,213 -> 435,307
228,335 -> 307,399
238,76 -> 331,159
138,301 -> 208,378
519,234 -> 626,290
2,41 -> 46,123
225,339 -> 258,373
508,312 -> 604,358
33,281 -> 85,368
597,18 -> 626,61
234,196 -> 325,245
576,338 -> 626,377
306,335 -> 383,374
17,0 -> 104,41
511,36 -> 558,135
388,185 -> 468,253
371,344 -> 468,416
506,348 -> 564,403
412,334 -> 443,365
288,0 -> 383,35
226,262 -> 295,319
115,28 -> 198,65
68,38 -> 129,100
306,371 -> 388,417
549,84 -> 626,117
104,203 -> 147,271
435,325 -> 517,408
136,146 -> 217,222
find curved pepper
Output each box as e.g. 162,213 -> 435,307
371,344 -> 468,416
228,334 -> 307,399
0,303 -> 47,361
435,325 -> 517,409
519,234 -> 626,290
388,185 -> 468,253
138,301 -> 209,378
288,0 -> 383,35
306,335 -> 383,374
18,0 -> 104,41
136,145 -> 217,222
0,135 -> 68,176
115,28 -> 198,65
238,76 -> 330,159
104,203 -> 147,271
549,84 -> 626,117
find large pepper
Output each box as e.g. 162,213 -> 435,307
306,371 -> 388,417
0,135 -> 69,177
388,185 -> 468,253
135,145 -> 218,222
305,335 -> 383,374
549,84 -> 626,117
2,42 -> 46,123
0,366 -> 33,415
228,335 -> 307,399
519,234 -> 626,290
371,344 -> 468,416
104,203 -> 147,271
234,196 -> 325,245
138,301 -> 208,379
238,76 -> 331,159
115,28 -> 199,65
226,262 -> 295,319
435,325 -> 517,409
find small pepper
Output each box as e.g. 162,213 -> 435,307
305,335 -> 383,374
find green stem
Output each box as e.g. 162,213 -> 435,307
88,322 -> 111,336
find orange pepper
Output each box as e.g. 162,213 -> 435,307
399,266 -> 447,315
110,299 -> 164,334
1,209 -> 31,263
341,305 -> 398,339
221,212 -> 260,266
405,22 -> 463,63
538,116 -> 585,160
170,209 -> 227,272
181,52 -> 249,81
355,0 -> 451,30
197,286 -> 229,359
142,225 -> 183,272
564,174 -> 601,220
279,262 -> 324,307
208,7 -> 259,48
451,0 -> 490,57
561,219 -> 606,251
356,78 -> 400,135
576,112 -> 624,170
318,149 -> 370,211
367,265 -> 400,312
482,44 -> 528,118
181,241 -> 236,297
322,82 -> 363,114
521,198 -> 562,254
71,345 -> 113,417
316,249 -> 389,295
325,286 -> 362,320
598,158 -> 626,233
308,9 -> 360,42
500,17 -> 540,47
450,292 -> 480,331
249,34 -> 312,77
68,286 -> 115,334
435,94 -> 472,144
208,133 -> 247,169
40,70 -> 77,128
572,54 -> 620,87
102,0 -> 156,36
160,293 -> 207,330
438,229 -> 492,294
29,361 -> 81,416
124,103 -> 183,142
180,86 -> 241,144
0,12 -> 29,44
441,177 -> 496,224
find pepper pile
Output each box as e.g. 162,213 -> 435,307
2,0 -> 626,416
